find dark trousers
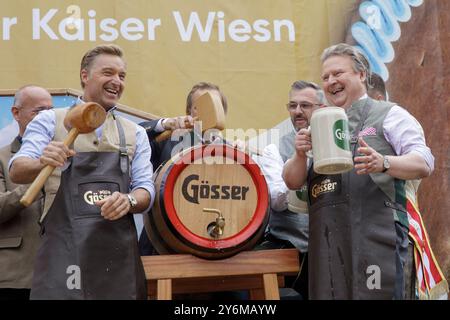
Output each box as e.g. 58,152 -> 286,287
0,288 -> 30,300
394,222 -> 416,300
254,233 -> 309,300
138,227 -> 159,256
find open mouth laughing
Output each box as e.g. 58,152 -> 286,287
330,86 -> 344,96
104,87 -> 119,98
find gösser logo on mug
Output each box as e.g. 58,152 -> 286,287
308,107 -> 353,175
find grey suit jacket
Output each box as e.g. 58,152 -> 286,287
0,137 -> 42,289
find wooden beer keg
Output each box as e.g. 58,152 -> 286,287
144,144 -> 269,259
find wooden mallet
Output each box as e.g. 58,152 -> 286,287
155,91 -> 225,142
195,90 -> 225,131
20,103 -> 106,207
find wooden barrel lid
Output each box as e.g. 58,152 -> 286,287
158,144 -> 268,252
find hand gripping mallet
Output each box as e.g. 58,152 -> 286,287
20,103 -> 107,207
155,91 -> 225,142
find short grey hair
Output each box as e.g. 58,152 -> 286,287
321,43 -> 371,89
290,80 -> 327,105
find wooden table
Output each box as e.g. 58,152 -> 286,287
141,248 -> 300,300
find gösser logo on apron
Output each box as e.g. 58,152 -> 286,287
78,182 -> 120,216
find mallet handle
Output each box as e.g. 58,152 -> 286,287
154,130 -> 172,143
20,128 -> 79,207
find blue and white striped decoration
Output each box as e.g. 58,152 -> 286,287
351,0 -> 424,81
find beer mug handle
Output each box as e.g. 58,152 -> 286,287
305,126 -> 313,158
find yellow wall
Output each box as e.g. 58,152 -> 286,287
0,0 -> 358,131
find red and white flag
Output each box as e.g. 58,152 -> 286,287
407,198 -> 449,300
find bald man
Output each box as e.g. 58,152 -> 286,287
0,85 -> 53,300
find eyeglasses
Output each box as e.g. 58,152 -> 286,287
30,106 -> 54,115
286,102 -> 321,111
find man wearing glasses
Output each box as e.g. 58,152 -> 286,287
255,80 -> 325,299
0,85 -> 53,300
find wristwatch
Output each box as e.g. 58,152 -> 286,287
127,194 -> 138,208
382,156 -> 391,173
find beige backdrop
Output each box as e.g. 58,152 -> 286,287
0,0 -> 358,131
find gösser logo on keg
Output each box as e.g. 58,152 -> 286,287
333,119 -> 351,151
181,174 -> 250,204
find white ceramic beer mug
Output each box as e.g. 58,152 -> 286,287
287,187 -> 309,214
309,107 -> 353,175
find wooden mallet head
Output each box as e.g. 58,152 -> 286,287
155,91 -> 225,142
63,102 -> 106,134
194,91 -> 225,131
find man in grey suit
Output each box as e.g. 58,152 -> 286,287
0,85 -> 53,299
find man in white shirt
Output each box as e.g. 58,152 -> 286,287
255,80 -> 325,299
9,44 -> 154,299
